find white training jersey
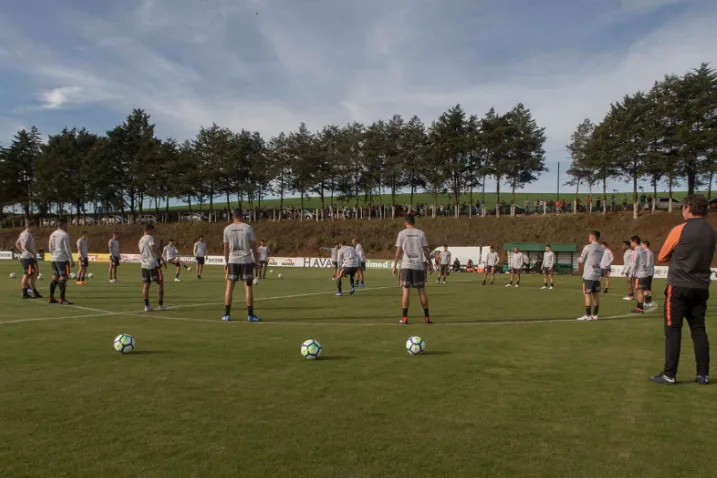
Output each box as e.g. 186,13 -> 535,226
49,230 -> 73,262
76,238 -> 88,258
17,230 -> 36,259
331,247 -> 338,262
509,253 -> 525,270
600,248 -> 614,269
162,245 -> 178,262
486,251 -> 500,266
338,246 -> 360,268
645,248 -> 655,277
579,242 -> 604,281
623,249 -> 634,276
633,246 -> 650,279
258,246 -> 269,261
395,228 -> 429,270
440,251 -> 452,265
138,235 -> 158,270
108,238 -> 120,257
193,241 -> 208,257
223,222 -> 256,265
542,251 -> 556,269
355,243 -> 365,260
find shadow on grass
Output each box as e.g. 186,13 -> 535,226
127,350 -> 169,355
319,355 -> 354,361
421,351 -> 452,356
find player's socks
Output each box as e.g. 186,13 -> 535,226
482,280 -> 486,286
247,306 -> 253,316
59,282 -> 67,300
22,287 -> 30,298
50,280 -> 57,298
593,306 -> 599,316
336,278 -> 343,293
226,305 -> 232,316
585,306 -> 591,317
145,298 -> 150,307
423,308 -> 429,317
402,308 -> 408,317
637,302 -> 644,310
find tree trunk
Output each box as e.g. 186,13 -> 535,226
652,178 -> 657,214
482,175 -> 487,218
632,174 -> 638,220
709,171 -> 715,199
602,178 -> 607,215
511,183 -> 516,217
668,175 -> 673,213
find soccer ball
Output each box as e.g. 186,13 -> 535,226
10,272 -> 16,279
269,269 -> 274,274
278,273 -> 284,279
406,336 -> 425,355
301,339 -> 322,359
70,272 -> 77,279
88,272 -> 94,279
38,273 -> 44,280
253,278 -> 259,285
114,334 -> 135,354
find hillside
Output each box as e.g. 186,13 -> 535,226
2,211 -> 711,264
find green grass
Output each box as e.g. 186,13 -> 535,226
1,262 -> 716,477
168,190 -> 702,212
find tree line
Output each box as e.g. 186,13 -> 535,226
0,103 -> 546,222
566,62 -> 717,218
1,62 -> 714,224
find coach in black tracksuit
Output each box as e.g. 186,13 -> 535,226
651,195 -> 716,385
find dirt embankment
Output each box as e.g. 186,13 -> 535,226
1,212 -> 712,264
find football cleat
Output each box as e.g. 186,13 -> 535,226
649,374 -> 676,385
248,315 -> 263,322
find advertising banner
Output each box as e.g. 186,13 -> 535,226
0,251 -> 12,260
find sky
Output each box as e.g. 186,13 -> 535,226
1,0 -> 716,196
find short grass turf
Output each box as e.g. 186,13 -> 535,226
1,262 -> 716,478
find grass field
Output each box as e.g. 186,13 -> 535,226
1,261 -> 716,477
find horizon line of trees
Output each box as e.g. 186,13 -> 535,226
1,62 -> 714,223
0,103 -> 547,221
566,62 -> 717,218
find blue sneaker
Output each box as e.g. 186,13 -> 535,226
349,287 -> 356,295
248,315 -> 262,322
335,292 -> 343,296
221,315 -> 231,322
696,375 -> 709,385
649,374 -> 676,385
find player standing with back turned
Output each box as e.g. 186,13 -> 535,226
222,208 -> 262,322
577,231 -> 604,321
392,214 -> 433,324
541,244 -> 555,289
650,195 -> 715,385
193,235 -> 208,279
108,232 -> 120,283
49,219 -> 74,304
76,231 -> 89,285
335,240 -> 359,296
139,224 -> 168,312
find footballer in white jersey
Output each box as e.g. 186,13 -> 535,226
599,241 -> 614,293
482,246 -> 500,286
352,238 -> 366,287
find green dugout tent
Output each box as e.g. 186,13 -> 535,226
503,242 -> 578,274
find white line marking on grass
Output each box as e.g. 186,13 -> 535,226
0,313 -> 117,326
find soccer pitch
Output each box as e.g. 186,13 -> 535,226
1,262 -> 716,477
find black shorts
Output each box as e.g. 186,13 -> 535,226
485,265 -> 496,273
20,258 -> 38,275
142,266 -> 164,283
196,257 -> 205,265
400,269 -> 426,289
600,268 -> 610,277
440,264 -> 450,275
52,261 -> 71,279
341,266 -> 358,276
79,257 -> 89,268
360,261 -> 366,271
635,277 -> 652,291
168,258 -> 180,265
332,261 -> 338,269
583,279 -> 601,294
110,256 -> 120,267
259,260 -> 268,267
542,267 -> 553,275
226,263 -> 254,282
510,268 -> 522,274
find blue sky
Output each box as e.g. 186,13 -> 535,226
1,0 -> 716,195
